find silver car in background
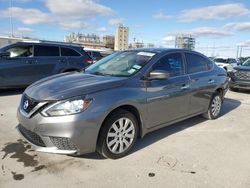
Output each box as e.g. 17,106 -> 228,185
17,48 -> 228,159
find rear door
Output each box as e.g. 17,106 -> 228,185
60,47 -> 83,70
33,45 -> 62,80
146,52 -> 191,129
0,44 -> 36,87
185,52 -> 216,114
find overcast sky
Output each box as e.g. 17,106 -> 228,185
0,0 -> 250,57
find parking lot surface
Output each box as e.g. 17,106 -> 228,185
0,90 -> 250,188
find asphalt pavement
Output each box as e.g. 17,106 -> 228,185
0,89 -> 250,188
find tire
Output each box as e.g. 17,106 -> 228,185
229,86 -> 239,92
97,110 -> 138,159
202,92 -> 222,120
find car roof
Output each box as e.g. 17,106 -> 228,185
125,48 -> 204,55
14,41 -> 82,48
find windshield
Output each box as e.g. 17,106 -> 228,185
243,58 -> 250,66
85,51 -> 156,77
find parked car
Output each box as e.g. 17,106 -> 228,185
229,58 -> 250,91
0,41 -> 93,88
17,48 -> 228,159
85,49 -> 113,63
214,57 -> 238,72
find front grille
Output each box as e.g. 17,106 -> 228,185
50,137 -> 78,150
22,95 -> 39,114
236,71 -> 250,80
18,124 -> 45,147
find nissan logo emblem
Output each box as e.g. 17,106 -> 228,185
23,100 -> 29,110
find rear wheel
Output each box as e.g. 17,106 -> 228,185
202,92 -> 222,120
97,110 -> 138,159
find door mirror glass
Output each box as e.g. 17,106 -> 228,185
0,51 -> 10,58
148,70 -> 170,80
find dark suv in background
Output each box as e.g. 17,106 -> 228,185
0,41 -> 92,88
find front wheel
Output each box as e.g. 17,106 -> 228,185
97,110 -> 138,159
202,92 -> 222,120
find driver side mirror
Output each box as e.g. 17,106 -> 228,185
0,51 -> 10,58
147,70 -> 170,80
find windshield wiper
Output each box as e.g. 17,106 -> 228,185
92,71 -> 112,76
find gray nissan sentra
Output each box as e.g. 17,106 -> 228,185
17,48 -> 228,159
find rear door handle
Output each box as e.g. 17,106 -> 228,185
181,84 -> 190,90
208,79 -> 215,84
25,60 -> 33,64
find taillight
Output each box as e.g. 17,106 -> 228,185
84,58 -> 93,64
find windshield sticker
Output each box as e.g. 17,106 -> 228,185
137,52 -> 155,57
133,64 -> 142,70
128,68 -> 137,74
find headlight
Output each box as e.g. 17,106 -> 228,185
41,98 -> 92,117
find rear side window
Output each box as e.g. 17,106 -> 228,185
61,47 -> 80,56
186,53 -> 213,74
152,53 -> 184,77
34,45 -> 59,56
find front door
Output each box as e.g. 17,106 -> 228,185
146,53 -> 191,129
0,44 -> 36,87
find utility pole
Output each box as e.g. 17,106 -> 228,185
9,0 -> 14,37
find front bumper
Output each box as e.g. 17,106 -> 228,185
16,107 -> 103,155
229,80 -> 250,90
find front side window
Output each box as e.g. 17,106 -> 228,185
152,53 -> 184,77
6,45 -> 33,58
85,51 -> 156,77
186,53 -> 213,74
34,45 -> 59,57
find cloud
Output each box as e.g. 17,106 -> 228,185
178,3 -> 250,22
0,7 -> 51,24
237,40 -> 250,47
96,27 -> 107,32
233,22 -> 250,31
58,21 -> 89,29
223,22 -> 250,31
153,11 -> 172,20
108,18 -> 124,25
0,0 -> 114,30
45,0 -> 113,17
17,27 -> 33,33
162,35 -> 176,44
190,27 -> 233,37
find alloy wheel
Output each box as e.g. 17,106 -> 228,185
211,95 -> 222,117
106,117 -> 135,154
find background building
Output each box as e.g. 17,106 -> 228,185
0,36 -> 25,47
115,24 -> 129,51
175,34 -> 195,50
103,35 -> 114,50
64,33 -> 110,49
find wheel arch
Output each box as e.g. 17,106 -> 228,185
97,104 -> 144,145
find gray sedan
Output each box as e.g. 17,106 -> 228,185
17,48 -> 228,159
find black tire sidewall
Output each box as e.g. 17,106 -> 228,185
97,110 -> 138,159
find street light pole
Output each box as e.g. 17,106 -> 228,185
9,0 -> 14,37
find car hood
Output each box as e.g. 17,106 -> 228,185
25,72 -> 127,101
234,66 -> 250,71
